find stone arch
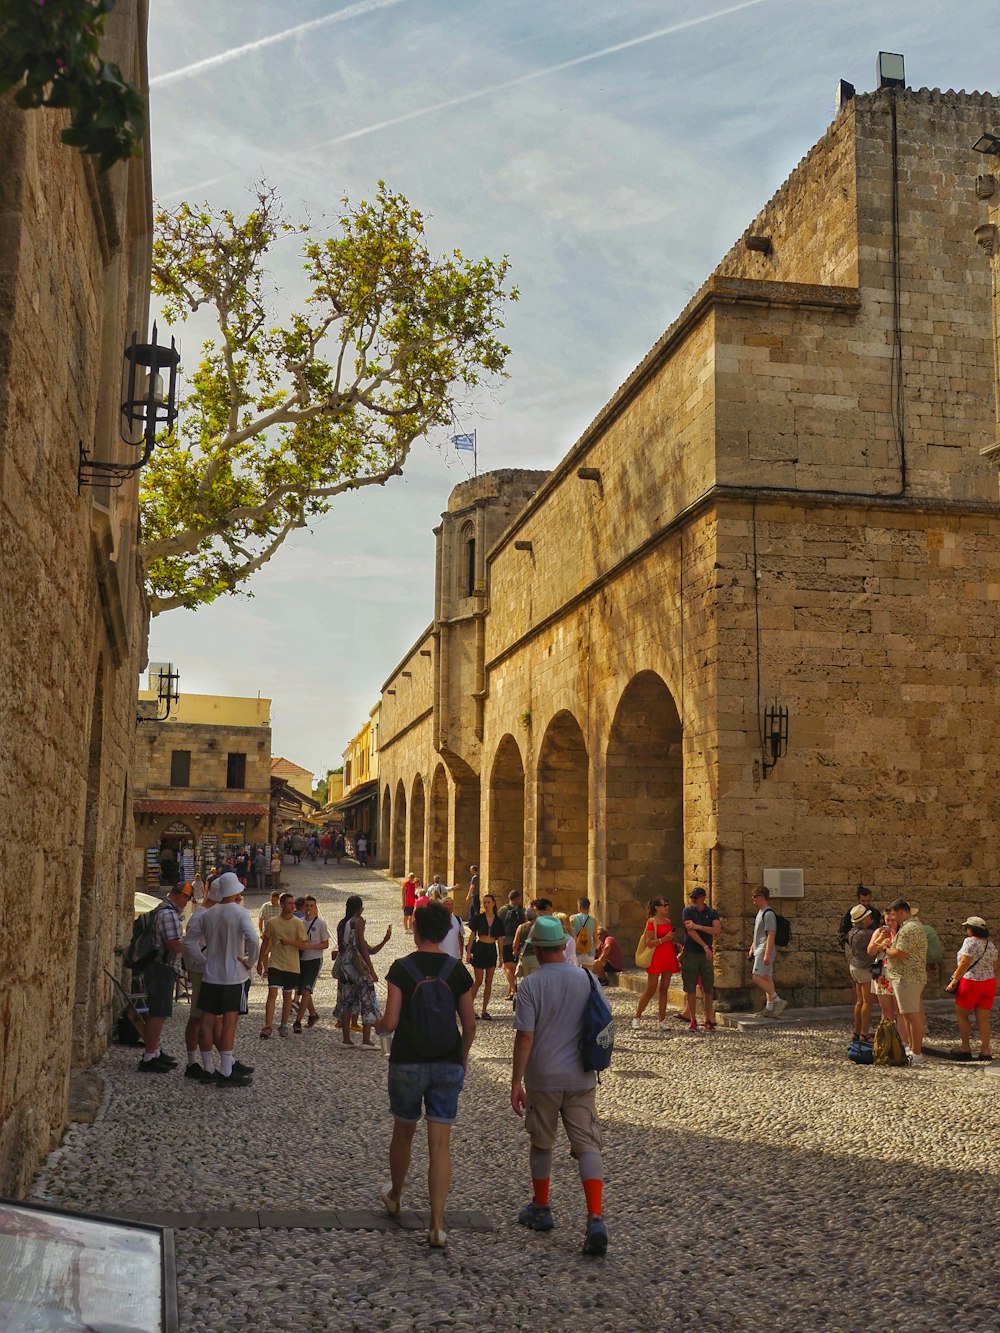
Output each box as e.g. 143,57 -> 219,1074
409,775 -> 426,882
428,763 -> 450,884
489,734 -> 524,900
606,671 -> 683,947
391,780 -> 406,877
536,710 -> 588,913
380,786 -> 392,871
72,657 -> 104,1065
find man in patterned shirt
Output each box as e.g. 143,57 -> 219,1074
880,898 -> 929,1065
138,882 -> 193,1073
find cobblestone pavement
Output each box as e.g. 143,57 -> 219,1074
31,862 -> 1000,1332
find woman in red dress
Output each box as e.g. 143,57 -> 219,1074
632,897 -> 680,1030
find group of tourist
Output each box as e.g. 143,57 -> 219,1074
840,884 -> 995,1065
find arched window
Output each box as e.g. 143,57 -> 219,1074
460,521 -> 476,596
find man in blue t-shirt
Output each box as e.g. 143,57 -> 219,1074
681,887 -> 722,1032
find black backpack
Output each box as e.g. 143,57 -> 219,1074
124,904 -> 165,972
768,908 -> 792,948
580,971 -> 615,1073
402,955 -> 460,1059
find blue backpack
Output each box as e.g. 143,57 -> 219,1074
401,955 -> 460,1059
580,971 -> 615,1073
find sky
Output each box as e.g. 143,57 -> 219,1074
145,0 -> 1000,783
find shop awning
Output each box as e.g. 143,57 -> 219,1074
134,800 -> 269,817
333,780 -> 379,814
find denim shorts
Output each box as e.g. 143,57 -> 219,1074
388,1061 -> 465,1125
142,961 -> 176,1019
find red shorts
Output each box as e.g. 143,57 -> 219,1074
956,976 -> 996,1011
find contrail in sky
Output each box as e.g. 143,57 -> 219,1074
149,0 -> 406,88
330,0 -> 771,144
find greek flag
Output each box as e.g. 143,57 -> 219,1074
451,431 -> 476,452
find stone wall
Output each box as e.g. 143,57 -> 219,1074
0,3 -> 152,1195
371,86 -> 1000,1006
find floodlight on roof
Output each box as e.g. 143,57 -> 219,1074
973,132 -> 1000,156
876,51 -> 905,89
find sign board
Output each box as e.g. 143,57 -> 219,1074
0,1197 -> 178,1331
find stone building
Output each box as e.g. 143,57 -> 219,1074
373,84 -> 1000,1006
133,688 -> 272,884
0,4 -> 153,1193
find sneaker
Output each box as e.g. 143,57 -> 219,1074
517,1201 -> 555,1232
908,1052 -> 925,1067
213,1070 -> 253,1087
582,1215 -> 608,1257
137,1055 -> 173,1073
154,1052 -> 178,1068
232,1060 -> 255,1076
631,1018 -> 642,1030
183,1063 -> 205,1080
770,998 -> 788,1016
657,1020 -> 673,1032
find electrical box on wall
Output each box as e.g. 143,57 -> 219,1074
763,868 -> 804,898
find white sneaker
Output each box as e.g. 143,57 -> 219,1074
631,1018 -> 641,1030
770,997 -> 788,1016
658,1020 -> 673,1032
909,1051 -> 925,1067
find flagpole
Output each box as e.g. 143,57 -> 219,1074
473,429 -> 478,478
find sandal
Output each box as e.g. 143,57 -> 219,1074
259,1027 -> 272,1039
292,1021 -> 303,1033
428,1228 -> 448,1249
278,1024 -> 290,1036
380,1185 -> 401,1217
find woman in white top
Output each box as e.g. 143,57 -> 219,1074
945,915 -> 997,1061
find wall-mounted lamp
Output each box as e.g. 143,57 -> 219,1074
973,131 -> 1000,156
79,321 -> 181,490
761,701 -> 788,778
514,540 -> 533,553
876,51 -> 905,90
137,662 -> 180,724
746,235 -> 773,255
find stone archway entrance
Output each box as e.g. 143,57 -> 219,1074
391,781 -> 406,877
536,711 -> 588,913
380,787 -> 391,871
409,776 -> 426,882
489,734 -> 524,900
606,671 -> 683,947
428,764 -> 449,884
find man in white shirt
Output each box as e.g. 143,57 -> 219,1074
187,872 -> 259,1087
440,896 -> 465,960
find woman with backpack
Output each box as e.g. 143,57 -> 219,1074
631,897 -> 680,1030
333,896 -> 390,1047
845,904 -> 876,1043
945,915 -> 996,1061
376,900 -> 476,1249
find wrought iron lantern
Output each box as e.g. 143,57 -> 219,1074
761,701 -> 789,778
137,662 -> 180,724
79,322 -> 180,490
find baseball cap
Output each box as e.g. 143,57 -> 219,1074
689,887 -> 707,899
530,916 -> 570,947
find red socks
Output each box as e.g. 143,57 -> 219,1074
583,1178 -> 603,1217
532,1178 -> 550,1207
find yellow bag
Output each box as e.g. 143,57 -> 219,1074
635,929 -> 656,969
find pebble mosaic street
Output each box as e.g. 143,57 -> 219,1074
32,860 -> 1000,1333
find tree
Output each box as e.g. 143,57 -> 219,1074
142,184 -> 516,614
0,0 -> 145,171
